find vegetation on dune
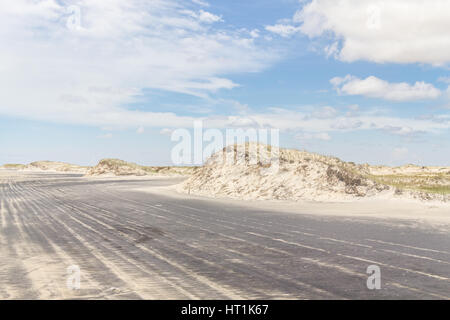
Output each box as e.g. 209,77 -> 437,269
2,163 -> 26,169
87,158 -> 198,176
368,173 -> 450,195
1,161 -> 89,172
97,158 -> 196,172
3,147 -> 449,200
183,143 -> 450,202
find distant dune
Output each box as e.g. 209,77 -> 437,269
86,159 -> 197,177
3,148 -> 449,203
367,164 -> 450,198
1,161 -> 89,173
1,159 -> 197,177
180,143 -> 450,202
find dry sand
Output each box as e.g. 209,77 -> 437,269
3,144 -> 449,207
180,143 -> 450,203
137,182 -> 450,231
2,170 -> 448,299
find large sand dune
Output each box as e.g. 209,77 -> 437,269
180,143 -> 450,202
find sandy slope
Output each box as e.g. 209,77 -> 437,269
180,143 -> 449,203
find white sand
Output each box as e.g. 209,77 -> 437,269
180,143 -> 449,203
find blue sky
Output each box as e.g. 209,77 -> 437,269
0,0 -> 449,166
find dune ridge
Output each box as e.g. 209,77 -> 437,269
86,158 -> 197,176
180,143 -> 450,202
1,161 -> 89,173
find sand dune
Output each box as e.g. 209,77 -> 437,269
3,148 -> 448,203
2,159 -> 196,177
86,159 -> 197,177
369,164 -> 450,175
1,161 -> 89,174
180,143 -> 450,203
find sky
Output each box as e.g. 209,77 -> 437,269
1,0 -> 450,166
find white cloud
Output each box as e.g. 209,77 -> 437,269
200,107 -> 450,138
249,29 -> 260,38
381,126 -> 422,137
186,9 -> 222,23
0,0 -> 276,128
191,0 -> 210,7
330,75 -> 442,101
191,0 -> 209,7
265,24 -> 300,38
331,118 -> 362,130
346,104 -> 360,117
324,41 -> 339,58
294,0 -> 450,65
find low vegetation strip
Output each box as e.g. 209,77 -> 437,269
368,174 -> 450,196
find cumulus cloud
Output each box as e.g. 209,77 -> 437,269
381,126 -> 423,137
206,107 -> 450,137
330,75 -> 442,101
0,0 -> 276,128
249,29 -> 260,38
294,0 -> 450,65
